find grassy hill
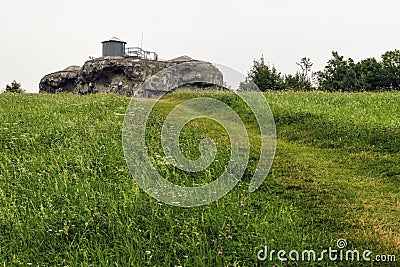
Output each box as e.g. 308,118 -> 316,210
0,91 -> 399,266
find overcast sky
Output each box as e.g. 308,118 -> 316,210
1,0 -> 400,93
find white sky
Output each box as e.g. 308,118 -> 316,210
1,0 -> 400,93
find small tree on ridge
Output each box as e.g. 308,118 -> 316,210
3,80 -> 25,93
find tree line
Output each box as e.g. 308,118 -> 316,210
240,50 -> 400,92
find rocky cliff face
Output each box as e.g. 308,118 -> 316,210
39,56 -> 223,97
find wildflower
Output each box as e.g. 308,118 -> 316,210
102,221 -> 106,225
243,212 -> 248,216
179,232 -> 184,236
218,244 -> 221,248
227,235 -> 233,240
226,224 -> 230,227
196,242 -> 200,245
240,203 -> 244,207
218,251 -> 223,255
226,229 -> 229,233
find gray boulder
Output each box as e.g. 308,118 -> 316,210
39,66 -> 81,94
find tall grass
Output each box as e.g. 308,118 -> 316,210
0,91 -> 398,266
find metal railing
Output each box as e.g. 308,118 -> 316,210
125,47 -> 158,60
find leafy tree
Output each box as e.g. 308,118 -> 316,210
284,73 -> 312,90
3,80 -> 25,93
240,56 -> 285,91
381,49 -> 400,89
297,57 -> 313,79
284,57 -> 314,90
316,52 -> 363,92
356,58 -> 385,91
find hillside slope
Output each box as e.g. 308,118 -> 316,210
0,91 -> 399,266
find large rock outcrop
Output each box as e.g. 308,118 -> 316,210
39,56 -> 223,97
135,60 -> 225,97
39,66 -> 81,94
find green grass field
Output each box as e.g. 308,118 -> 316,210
0,90 -> 399,266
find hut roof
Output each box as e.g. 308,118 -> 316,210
102,37 -> 127,44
